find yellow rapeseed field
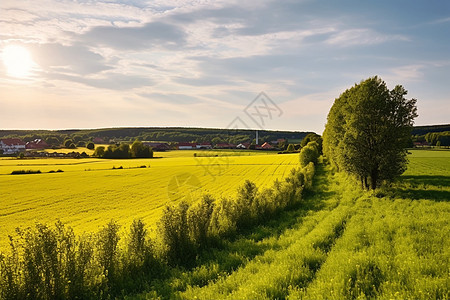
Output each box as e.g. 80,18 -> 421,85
0,150 -> 299,248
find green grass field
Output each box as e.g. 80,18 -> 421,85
0,150 -> 298,249
129,149 -> 449,299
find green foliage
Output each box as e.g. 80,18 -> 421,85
93,146 -> 105,157
323,76 -> 418,189
130,140 -> 153,158
299,141 -> 320,167
96,220 -> 121,294
0,222 -> 95,300
424,131 -> 450,146
86,142 -> 95,150
286,144 -> 295,152
64,139 -> 74,148
188,195 -> 215,248
103,144 -> 131,159
300,132 -> 323,153
158,201 -> 196,266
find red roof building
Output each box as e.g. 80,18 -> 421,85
0,138 -> 26,154
215,143 -> 236,149
261,142 -> 274,149
177,142 -> 197,150
26,139 -> 49,149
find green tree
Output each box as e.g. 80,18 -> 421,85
300,133 -> 323,153
323,76 -> 418,189
86,142 -> 95,150
130,140 -> 153,158
93,146 -> 105,157
286,144 -> 295,152
64,139 -> 74,148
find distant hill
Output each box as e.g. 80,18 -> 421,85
411,124 -> 450,136
0,127 -> 313,145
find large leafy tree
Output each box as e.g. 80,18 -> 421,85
323,76 -> 418,189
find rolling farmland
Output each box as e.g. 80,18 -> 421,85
0,150 -> 299,249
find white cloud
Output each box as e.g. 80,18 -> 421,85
325,28 -> 408,47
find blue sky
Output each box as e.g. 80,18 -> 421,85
0,0 -> 449,133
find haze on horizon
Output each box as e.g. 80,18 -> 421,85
1,0 -> 449,134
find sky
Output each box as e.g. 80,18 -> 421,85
0,0 -> 449,134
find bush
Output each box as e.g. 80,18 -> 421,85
96,220 -> 121,294
188,195 -> 215,248
0,222 -> 95,299
11,170 -> 41,175
209,198 -> 238,238
299,142 -> 319,167
235,180 -> 258,228
158,202 -> 195,266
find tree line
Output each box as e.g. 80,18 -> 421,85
0,127 -> 312,147
93,140 -> 153,159
412,131 -> 450,147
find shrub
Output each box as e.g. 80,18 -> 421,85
122,219 -> 159,291
235,180 -> 258,228
96,220 -> 121,294
299,142 -> 319,167
11,170 -> 41,175
0,222 -> 96,300
209,198 -> 238,238
158,202 -> 195,266
188,195 -> 215,248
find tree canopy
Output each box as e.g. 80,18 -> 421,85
323,76 -> 418,189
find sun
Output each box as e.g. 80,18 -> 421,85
2,45 -> 34,78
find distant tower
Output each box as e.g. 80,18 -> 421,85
256,130 -> 259,145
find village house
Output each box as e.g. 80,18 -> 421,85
177,142 -> 197,150
143,142 -> 170,151
93,137 -> 105,144
236,142 -> 251,149
196,143 -> 212,149
0,138 -> 26,154
215,143 -> 236,149
261,142 -> 274,150
26,139 -> 49,150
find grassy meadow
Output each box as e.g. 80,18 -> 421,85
0,150 -> 298,249
128,149 -> 448,299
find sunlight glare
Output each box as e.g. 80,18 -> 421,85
2,45 -> 34,78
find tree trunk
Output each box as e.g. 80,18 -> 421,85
364,177 -> 369,190
370,169 -> 378,190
